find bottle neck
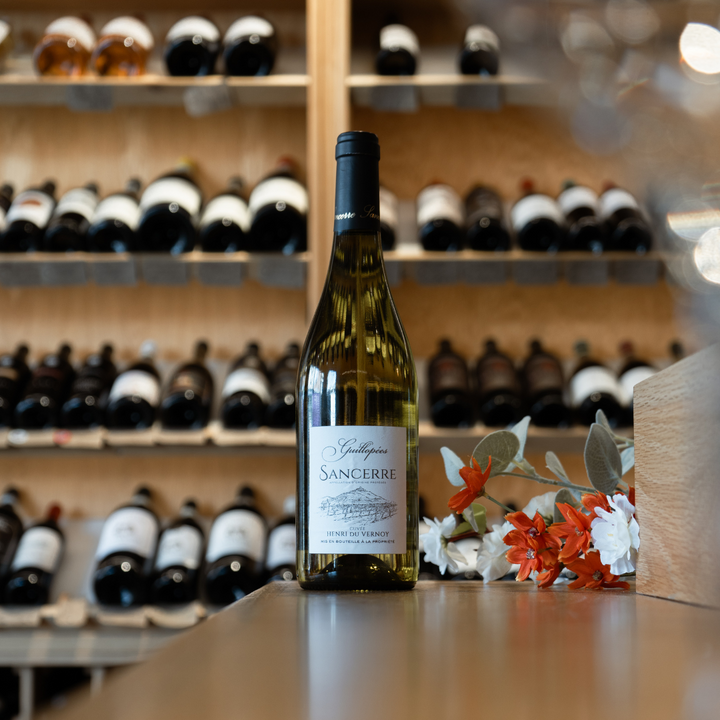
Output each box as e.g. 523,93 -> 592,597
333,153 -> 381,235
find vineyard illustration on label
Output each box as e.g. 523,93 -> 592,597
319,487 -> 398,524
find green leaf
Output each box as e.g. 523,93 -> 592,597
451,521 -> 473,537
472,431 -> 520,477
553,487 -> 579,523
471,502 -> 487,535
546,451 -> 569,483
440,446 -> 466,487
584,423 -> 622,495
621,446 -> 635,476
596,409 -> 613,433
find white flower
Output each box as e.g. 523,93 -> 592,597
422,515 -> 466,576
522,491 -> 557,524
591,493 -> 640,575
476,521 -> 514,583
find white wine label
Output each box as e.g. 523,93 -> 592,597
95,507 -> 158,561
618,365 -> 656,405
200,194 -> 251,232
224,16 -> 275,45
99,17 -> 155,51
221,368 -> 271,404
598,188 -> 640,219
205,509 -> 265,563
416,184 -> 464,228
6,190 -> 55,229
166,17 -> 220,44
511,194 -> 564,231
140,178 -> 202,219
569,366 -> 623,408
92,194 -> 141,231
0,20 -> 10,45
308,425 -> 407,555
379,187 -> 399,231
108,370 -> 161,406
265,524 -> 295,570
380,24 -> 420,58
248,177 -> 309,220
465,25 -> 500,51
54,187 -> 98,222
154,525 -> 203,571
44,17 -> 96,53
11,527 -> 62,573
557,186 -> 599,216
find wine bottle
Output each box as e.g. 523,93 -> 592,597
159,341 -> 213,429
417,184 -> 464,251
458,25 -> 500,76
248,159 -> 308,253
376,24 -> 419,75
93,487 -> 159,607
0,184 -> 14,234
91,16 -> 154,76
522,339 -> 571,428
617,341 -> 656,426
379,186 -> 398,251
475,339 -> 523,427
0,21 -> 13,73
670,340 -> 685,362
0,488 -> 23,584
43,183 -> 99,253
137,161 -> 202,253
558,181 -> 605,254
164,17 -> 220,77
105,340 -> 161,430
428,339 -> 474,428
511,179 -> 565,252
297,131 -> 419,591
0,345 -> 30,428
33,17 -> 96,77
465,185 -> 510,251
150,499 -> 204,605
60,344 -> 116,429
14,344 -> 75,430
203,486 -> 267,604
199,177 -> 250,253
265,495 -> 296,582
265,342 -> 300,429
86,179 -> 142,253
220,342 -> 270,429
0,667 -> 19,720
222,16 -> 277,76
418,497 -> 441,580
4,504 -> 63,606
569,340 -> 624,427
0,181 -> 56,253
599,184 -> 653,253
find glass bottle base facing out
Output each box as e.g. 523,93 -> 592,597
298,554 -> 417,592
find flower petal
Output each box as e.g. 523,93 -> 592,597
440,447 -> 467,487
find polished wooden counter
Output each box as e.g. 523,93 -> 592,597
50,582 -> 720,720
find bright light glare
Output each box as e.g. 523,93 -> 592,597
694,227 -> 720,284
680,23 -> 720,75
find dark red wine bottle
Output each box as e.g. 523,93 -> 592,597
475,339 -> 522,427
428,339 -> 474,428
159,341 -> 213,429
199,177 -> 249,253
0,345 -> 30,428
265,495 -> 296,583
569,340 -> 623,427
221,342 -> 271,429
0,180 -> 56,252
522,339 -> 571,428
93,487 -> 159,607
61,344 -> 116,429
376,23 -> 419,75
43,182 -> 99,252
465,185 -> 510,251
599,183 -> 652,253
511,179 -> 565,252
222,16 -> 276,76
557,180 -> 605,254
0,487 -> 22,584
458,24 -> 499,75
417,183 -> 464,251
617,341 -> 656,426
87,178 -> 141,253
14,344 -> 74,430
164,16 -> 220,77
4,504 -> 64,606
150,499 -> 204,605
265,342 -> 300,428
203,486 -> 267,605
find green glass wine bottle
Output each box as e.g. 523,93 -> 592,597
296,131 -> 419,591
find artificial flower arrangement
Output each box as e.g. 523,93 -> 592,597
423,410 -> 639,589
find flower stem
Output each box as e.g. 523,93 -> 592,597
494,471 -> 596,494
449,530 -> 481,543
484,493 -> 515,514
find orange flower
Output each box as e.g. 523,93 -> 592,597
628,486 -> 636,507
582,492 -> 611,519
448,456 -> 492,514
548,503 -> 593,563
504,511 -> 561,581
566,552 -> 630,590
536,563 -> 562,589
